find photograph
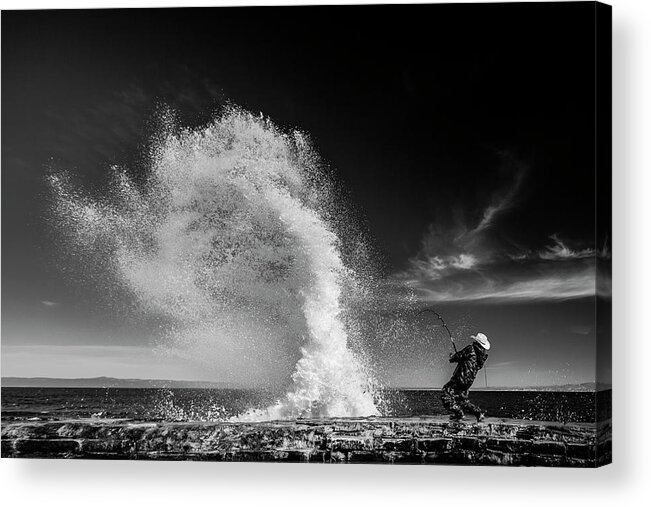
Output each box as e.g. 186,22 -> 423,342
1,2 -> 611,467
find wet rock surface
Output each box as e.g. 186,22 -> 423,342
1,416 -> 611,467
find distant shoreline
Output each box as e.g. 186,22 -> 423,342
397,386 -> 610,393
1,377 -> 610,392
0,377 -> 239,389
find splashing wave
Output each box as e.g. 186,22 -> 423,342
49,108 -> 378,420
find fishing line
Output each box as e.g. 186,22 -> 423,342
418,308 -> 489,387
417,308 -> 457,353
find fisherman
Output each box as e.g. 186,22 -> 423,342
441,332 -> 490,422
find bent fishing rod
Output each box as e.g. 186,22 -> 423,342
417,308 -> 457,353
417,308 -> 489,387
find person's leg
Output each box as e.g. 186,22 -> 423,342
441,382 -> 464,419
458,390 -> 485,421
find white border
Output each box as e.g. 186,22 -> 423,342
2,0 -> 650,505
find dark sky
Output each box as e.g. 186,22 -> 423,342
1,4 -> 610,386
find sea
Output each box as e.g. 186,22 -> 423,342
0,387 -> 611,424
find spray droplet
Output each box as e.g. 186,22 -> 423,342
50,107 -> 378,420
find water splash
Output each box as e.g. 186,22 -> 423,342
49,107 -> 378,420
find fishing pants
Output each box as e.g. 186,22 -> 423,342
440,381 -> 483,418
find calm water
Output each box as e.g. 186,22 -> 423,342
0,387 -> 611,424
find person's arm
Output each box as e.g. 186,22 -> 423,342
449,345 -> 474,363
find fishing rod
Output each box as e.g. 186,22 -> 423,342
417,308 -> 457,353
417,308 -> 489,387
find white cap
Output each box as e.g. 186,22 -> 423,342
472,332 -> 490,350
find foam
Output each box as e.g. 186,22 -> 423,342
50,107 -> 378,420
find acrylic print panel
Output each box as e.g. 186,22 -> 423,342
1,2 -> 611,466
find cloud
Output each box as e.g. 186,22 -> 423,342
407,253 -> 478,281
394,231 -> 606,304
600,238 -> 611,259
486,361 -> 516,368
401,154 -> 529,291
400,261 -> 597,303
392,148 -> 611,304
467,155 -> 527,236
538,234 -> 595,261
40,300 -> 59,307
569,325 -> 592,336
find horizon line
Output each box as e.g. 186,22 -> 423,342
1,376 -> 610,392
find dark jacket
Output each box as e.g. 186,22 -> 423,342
448,343 -> 488,389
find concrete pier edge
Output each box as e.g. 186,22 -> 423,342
1,416 -> 612,467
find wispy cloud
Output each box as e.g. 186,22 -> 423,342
568,325 -> 592,336
40,300 -> 59,307
399,261 -> 597,303
538,234 -> 595,261
487,361 -> 516,369
392,155 -> 609,303
467,155 -> 527,236
407,253 -> 478,281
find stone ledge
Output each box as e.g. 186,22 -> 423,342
1,416 -> 611,467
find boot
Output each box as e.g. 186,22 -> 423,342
449,412 -> 464,421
